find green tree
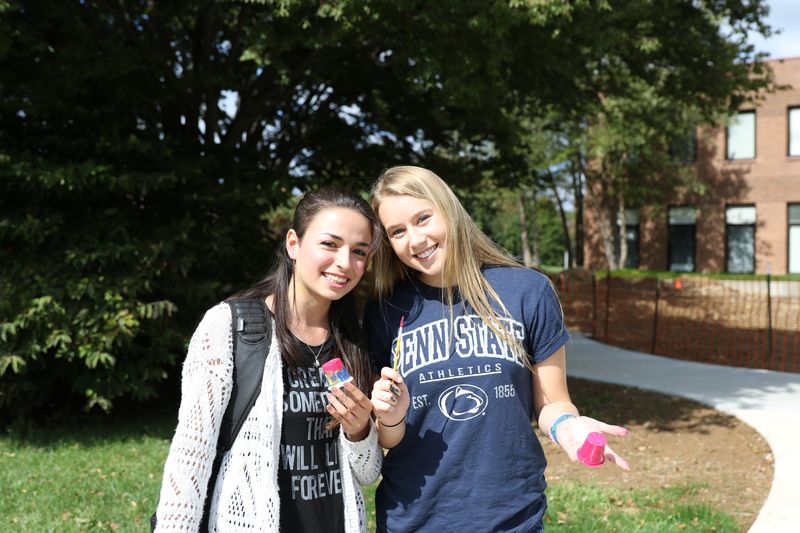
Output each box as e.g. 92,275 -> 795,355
0,0 -> 778,420
0,0 -> 594,420
463,181 -> 566,269
476,0 -> 776,271
570,0 -> 776,269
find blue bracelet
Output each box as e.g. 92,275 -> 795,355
549,413 -> 577,445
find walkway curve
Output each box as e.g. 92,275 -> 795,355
566,333 -> 800,532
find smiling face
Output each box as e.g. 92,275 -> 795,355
287,207 -> 372,304
377,195 -> 448,287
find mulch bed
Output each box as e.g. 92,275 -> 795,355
538,377 -> 774,531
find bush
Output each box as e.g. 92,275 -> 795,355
0,163 -> 283,422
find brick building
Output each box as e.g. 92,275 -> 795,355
584,56 -> 800,275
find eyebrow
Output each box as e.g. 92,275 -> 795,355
320,232 -> 370,248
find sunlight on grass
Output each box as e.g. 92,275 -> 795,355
544,481 -> 740,532
1,414 -> 739,532
0,413 -> 173,532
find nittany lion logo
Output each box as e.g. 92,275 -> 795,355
437,384 -> 488,421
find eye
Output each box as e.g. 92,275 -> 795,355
417,213 -> 431,224
353,249 -> 368,257
321,240 -> 337,248
390,227 -> 406,238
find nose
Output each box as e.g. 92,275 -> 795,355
335,247 -> 352,271
407,226 -> 426,248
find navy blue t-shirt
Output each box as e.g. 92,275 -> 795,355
365,267 -> 569,533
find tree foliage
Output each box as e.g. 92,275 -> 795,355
562,0 -> 776,269
0,0 -> 591,420
483,0 -> 777,271
0,0 -> 777,420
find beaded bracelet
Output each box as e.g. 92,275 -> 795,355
549,413 -> 577,445
380,415 -> 406,428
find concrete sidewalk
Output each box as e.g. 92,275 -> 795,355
566,333 -> 800,533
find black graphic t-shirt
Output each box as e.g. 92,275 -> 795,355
278,337 -> 345,533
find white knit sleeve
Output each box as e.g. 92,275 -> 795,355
154,303 -> 234,532
340,419 -> 383,486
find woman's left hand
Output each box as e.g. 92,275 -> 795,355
555,415 -> 631,470
327,381 -> 373,442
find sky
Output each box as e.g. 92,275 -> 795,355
748,0 -> 800,60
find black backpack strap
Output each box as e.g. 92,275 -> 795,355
200,298 -> 272,530
222,298 -> 272,450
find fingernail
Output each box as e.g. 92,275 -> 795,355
390,384 -> 401,396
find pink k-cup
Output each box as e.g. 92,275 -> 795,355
321,357 -> 353,389
577,432 -> 607,467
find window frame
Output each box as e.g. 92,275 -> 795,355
670,128 -> 697,163
789,106 -> 800,157
726,110 -> 756,161
667,206 -> 697,273
724,204 -> 756,274
624,223 -> 640,269
789,203 -> 800,274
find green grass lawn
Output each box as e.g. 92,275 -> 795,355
1,411 -> 739,532
0,411 -> 174,532
543,482 -> 739,532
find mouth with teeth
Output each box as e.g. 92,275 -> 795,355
322,272 -> 350,288
414,244 -> 438,262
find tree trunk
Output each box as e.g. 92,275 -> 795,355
547,170 -> 573,269
530,190 -> 541,268
592,163 -> 619,270
517,190 -> 533,267
571,158 -> 585,268
597,206 -> 618,270
617,189 -> 628,269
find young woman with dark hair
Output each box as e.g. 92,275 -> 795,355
154,188 -> 383,532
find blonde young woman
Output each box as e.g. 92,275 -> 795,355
154,188 -> 382,532
366,166 -> 630,532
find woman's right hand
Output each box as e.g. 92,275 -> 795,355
555,415 -> 631,470
371,366 -> 410,428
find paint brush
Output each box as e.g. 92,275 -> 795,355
391,315 -> 405,378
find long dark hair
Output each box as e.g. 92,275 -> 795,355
230,187 -> 381,395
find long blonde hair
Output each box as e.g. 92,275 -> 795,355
370,166 -> 532,368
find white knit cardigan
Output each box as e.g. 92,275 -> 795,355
154,303 -> 382,532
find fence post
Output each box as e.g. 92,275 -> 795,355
591,271 -> 597,338
604,268 -> 610,342
767,273 -> 773,360
651,278 -> 660,354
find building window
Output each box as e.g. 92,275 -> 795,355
668,206 -> 696,272
670,129 -> 697,162
727,110 -> 755,160
623,209 -> 639,268
726,205 -> 756,274
790,107 -> 800,157
790,204 -> 800,274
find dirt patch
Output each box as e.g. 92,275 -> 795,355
538,377 -> 774,531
